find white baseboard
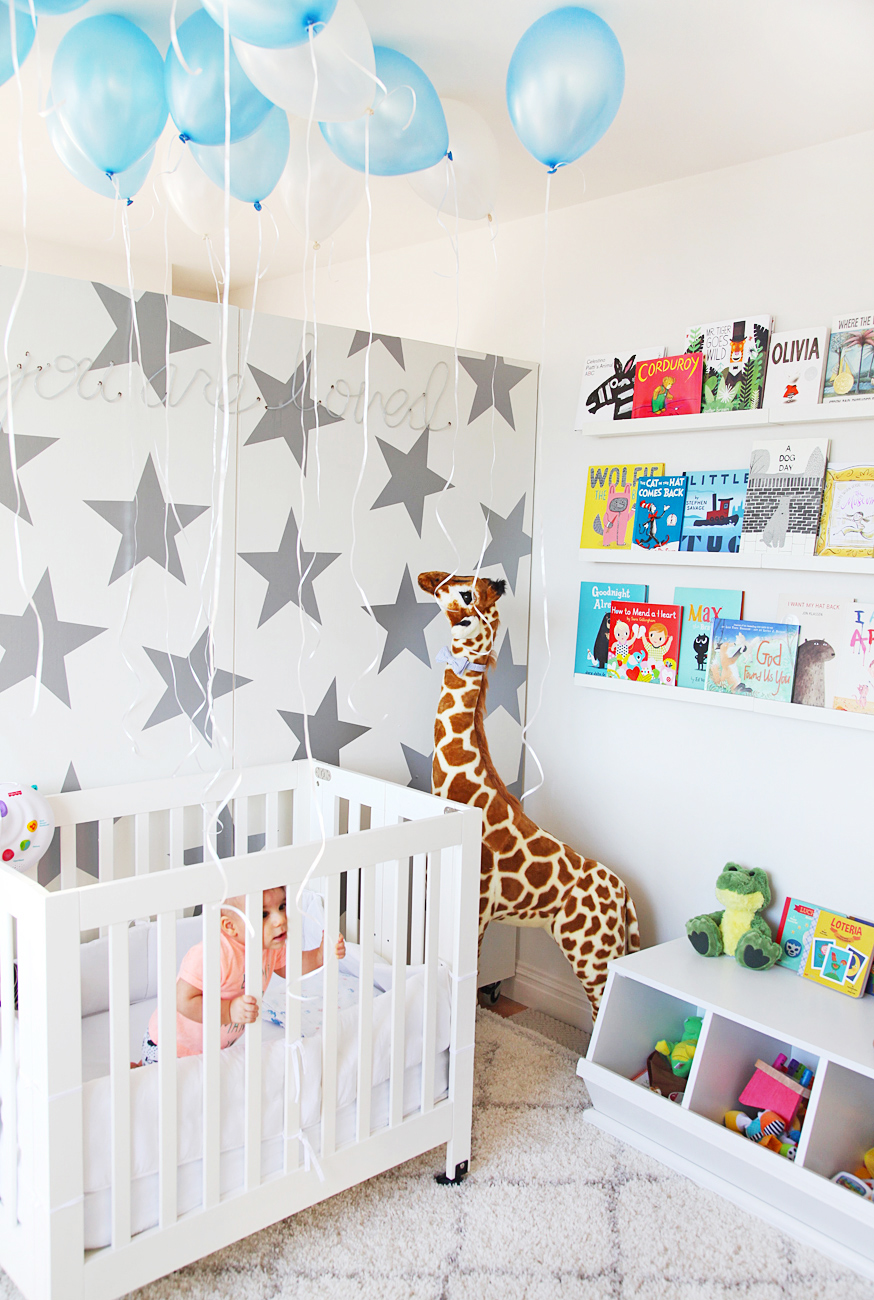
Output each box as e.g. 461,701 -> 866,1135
504,960 -> 592,1031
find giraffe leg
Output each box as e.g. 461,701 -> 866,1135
550,881 -> 629,1021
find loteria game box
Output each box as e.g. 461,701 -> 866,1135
778,897 -> 874,998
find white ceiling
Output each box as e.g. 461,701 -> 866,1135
1,0 -> 873,294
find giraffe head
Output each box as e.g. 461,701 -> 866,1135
418,571 -> 506,657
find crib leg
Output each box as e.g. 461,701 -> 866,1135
435,1159 -> 469,1186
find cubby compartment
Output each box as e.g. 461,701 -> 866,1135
685,1013 -> 819,1134
802,1060 -> 874,1186
589,971 -> 703,1083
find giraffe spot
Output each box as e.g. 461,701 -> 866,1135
562,913 -> 588,934
450,712 -> 474,735
434,720 -> 446,744
517,892 -> 535,909
499,850 -> 526,875
432,759 -> 447,789
461,690 -> 479,709
595,884 -> 612,902
537,885 -> 559,908
583,858 -> 598,872
447,773 -> 479,803
528,836 -> 558,858
485,827 -> 515,855
474,792 -> 488,810
438,693 -> 455,713
479,895 -> 490,915
501,876 -> 524,902
585,916 -> 601,937
562,937 -> 575,951
442,738 -> 478,768
578,940 -> 594,956
557,861 -> 573,886
525,861 -> 552,890
486,800 -> 509,827
580,873 -> 593,891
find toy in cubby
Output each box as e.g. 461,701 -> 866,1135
831,1146 -> 874,1201
722,1053 -> 814,1161
634,1015 -> 703,1104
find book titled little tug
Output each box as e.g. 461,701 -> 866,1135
631,354 -> 703,419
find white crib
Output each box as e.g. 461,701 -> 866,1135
0,762 -> 481,1300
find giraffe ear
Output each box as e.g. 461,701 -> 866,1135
418,571 -> 449,596
476,577 -> 506,608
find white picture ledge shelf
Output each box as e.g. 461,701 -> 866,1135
583,399 -> 874,438
574,672 -> 874,734
579,548 -> 874,575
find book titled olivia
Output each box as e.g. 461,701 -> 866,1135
631,354 -> 703,419
606,601 -> 682,687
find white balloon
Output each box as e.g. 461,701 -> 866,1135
407,99 -> 499,222
280,119 -> 364,244
233,0 -> 375,124
163,145 -> 239,238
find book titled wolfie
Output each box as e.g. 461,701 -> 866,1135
632,354 -> 703,419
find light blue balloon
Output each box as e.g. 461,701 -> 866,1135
200,0 -> 336,50
320,46 -> 447,177
0,7 -> 35,88
52,15 -> 168,175
46,98 -> 154,200
190,104 -> 289,206
506,6 -> 624,172
14,0 -> 86,14
165,9 -> 272,147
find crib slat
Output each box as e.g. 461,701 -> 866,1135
244,890 -> 262,1191
355,864 -> 375,1143
59,823 -> 76,891
345,803 -> 362,944
410,853 -> 426,964
98,818 -> 114,882
156,910 -> 177,1227
389,855 -> 410,1128
134,811 -> 149,876
266,791 -> 279,850
1,913 -> 17,1228
283,886 -> 302,1175
320,873 -> 341,1159
108,922 -> 131,1248
420,851 -> 442,1114
169,807 -> 184,872
203,802 -> 218,863
201,903 -> 221,1209
234,795 -> 249,859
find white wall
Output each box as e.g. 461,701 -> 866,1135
256,129 -> 874,1027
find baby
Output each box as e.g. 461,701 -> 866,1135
140,887 -> 345,1064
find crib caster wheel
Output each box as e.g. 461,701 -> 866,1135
435,1160 -> 468,1186
480,981 -> 502,1005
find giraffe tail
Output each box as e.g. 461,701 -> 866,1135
624,888 -> 641,954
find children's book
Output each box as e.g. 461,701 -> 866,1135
763,328 -> 828,408
685,315 -> 772,412
705,618 -> 800,703
580,461 -> 665,551
833,602 -> 874,714
822,311 -> 874,404
606,601 -> 682,687
574,345 -> 665,426
632,476 -> 687,551
778,896 -> 874,994
680,469 -> 748,554
815,465 -> 874,558
674,587 -> 744,691
776,594 -> 851,708
574,581 -> 648,677
739,438 -> 829,557
631,354 -> 703,419
801,910 -> 874,999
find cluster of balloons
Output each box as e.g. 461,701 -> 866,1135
0,1 -> 624,240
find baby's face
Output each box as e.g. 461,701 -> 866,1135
262,887 -> 287,950
614,621 -> 631,642
650,629 -> 667,649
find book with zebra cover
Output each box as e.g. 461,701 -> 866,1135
574,345 -> 665,426
685,315 -> 772,411
739,438 -> 829,557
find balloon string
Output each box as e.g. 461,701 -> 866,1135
169,0 -> 200,78
520,173 -> 552,802
431,155 -> 463,582
3,0 -> 45,717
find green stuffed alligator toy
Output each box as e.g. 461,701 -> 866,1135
686,863 -> 782,971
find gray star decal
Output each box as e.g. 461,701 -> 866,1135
371,427 -> 451,537
245,354 -> 344,469
0,428 -> 58,523
348,330 -> 405,370
239,506 -> 339,627
39,762 -> 99,885
481,495 -> 532,594
506,747 -> 526,802
86,454 -> 208,585
369,565 -> 440,672
459,353 -> 531,430
401,742 -> 433,793
89,282 -> 209,402
486,632 -> 527,724
183,806 -> 265,864
278,680 -> 370,765
0,570 -> 105,707
143,627 -> 251,744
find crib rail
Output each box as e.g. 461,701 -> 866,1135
3,763 -> 480,1300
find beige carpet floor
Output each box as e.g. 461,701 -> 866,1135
4,1008 -> 872,1299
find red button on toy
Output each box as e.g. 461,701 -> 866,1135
2,850 -> 13,862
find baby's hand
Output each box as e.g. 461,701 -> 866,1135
229,994 -> 259,1025
335,935 -> 346,960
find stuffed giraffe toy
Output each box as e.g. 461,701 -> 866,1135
418,570 -> 640,1019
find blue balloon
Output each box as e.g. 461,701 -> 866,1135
190,104 -> 289,206
320,46 -> 447,177
200,0 -> 336,50
506,7 -> 624,171
46,98 -> 154,200
0,7 -> 35,88
165,9 -> 272,147
52,16 -> 168,175
14,0 -> 86,13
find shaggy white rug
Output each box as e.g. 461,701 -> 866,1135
5,1010 -> 873,1300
